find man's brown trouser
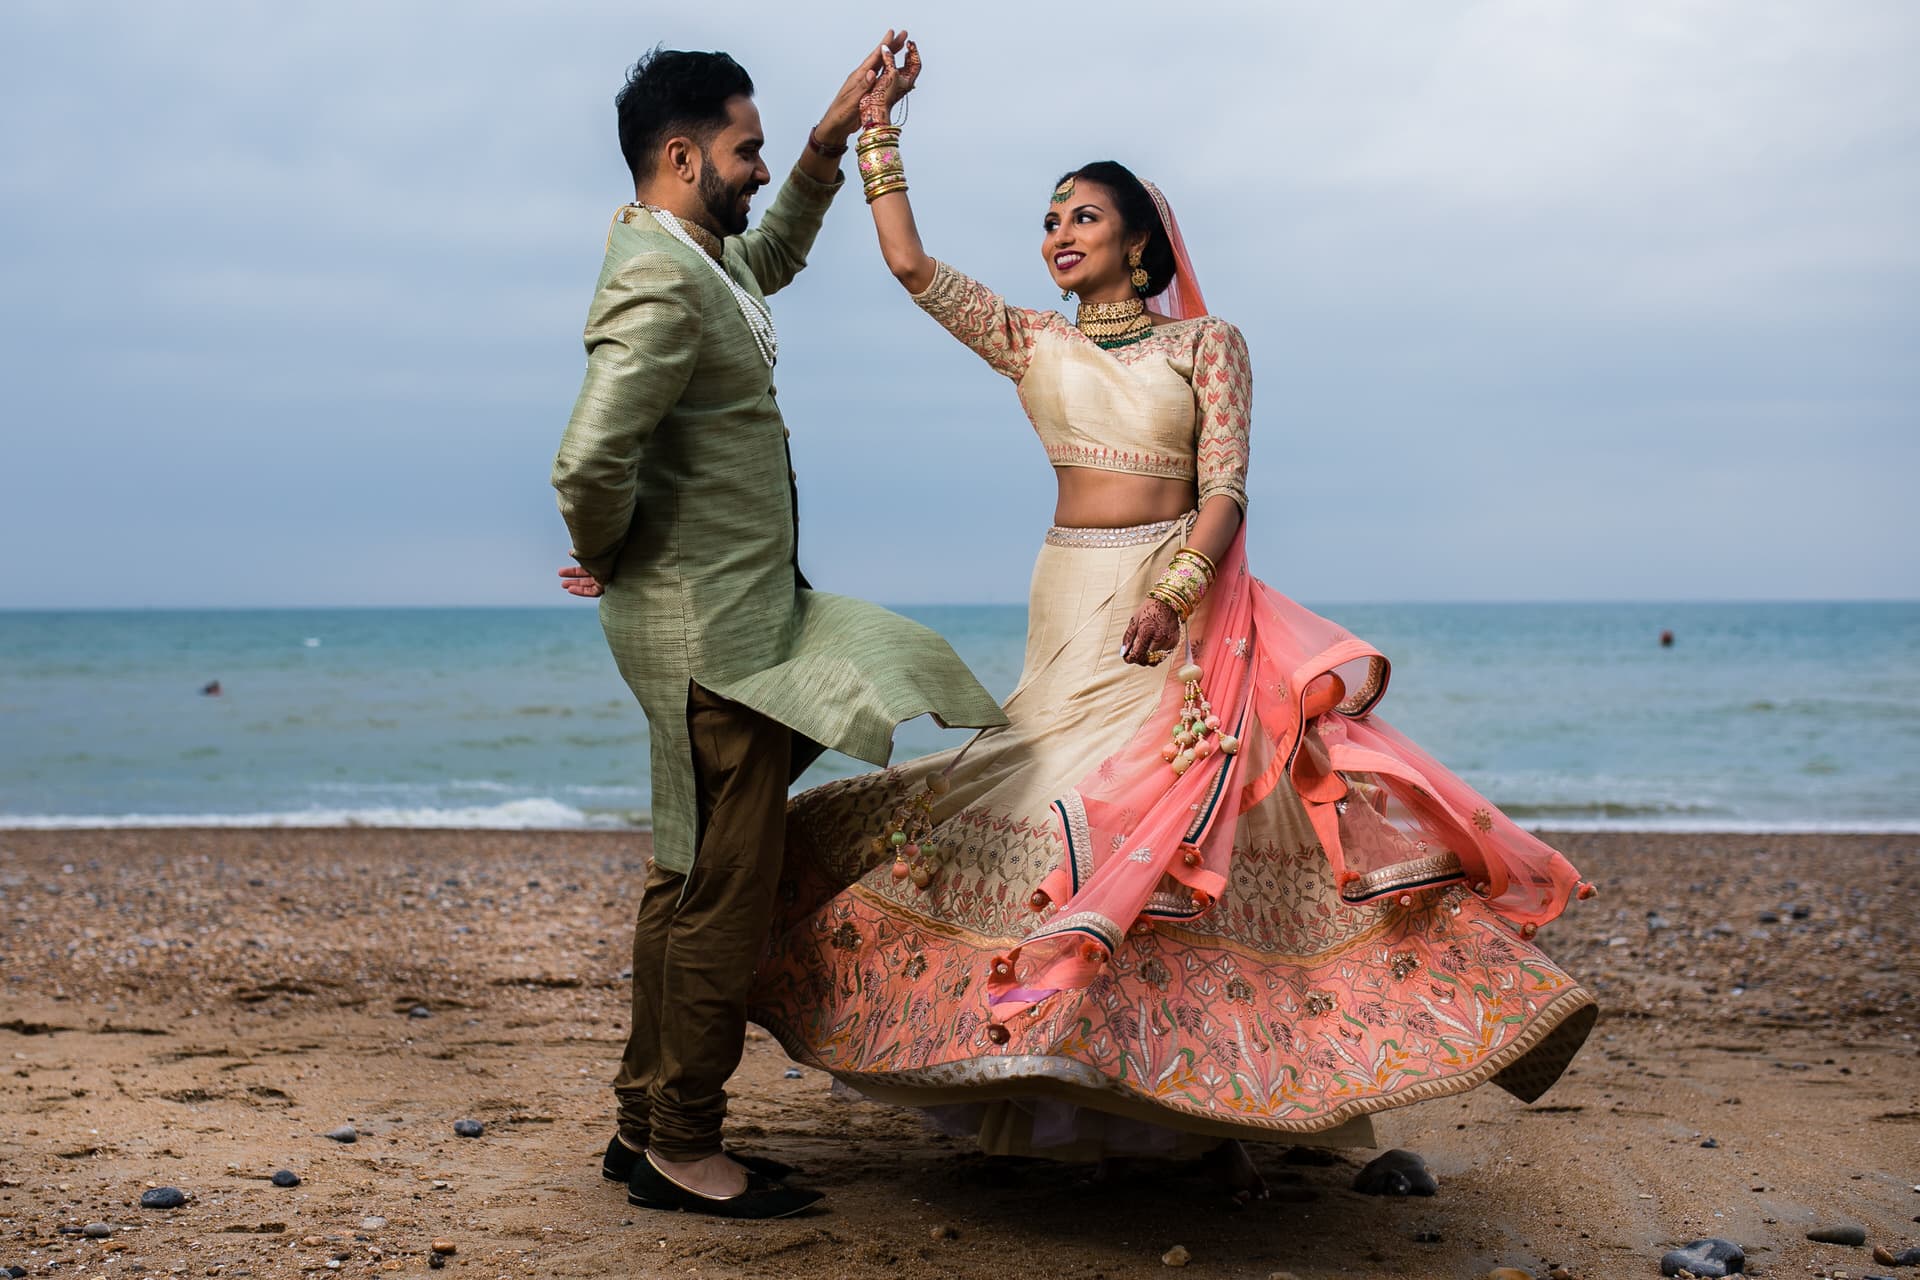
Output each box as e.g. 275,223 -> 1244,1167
612,683 -> 792,1163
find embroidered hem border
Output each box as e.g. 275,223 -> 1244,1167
753,983 -> 1597,1137
1045,442 -> 1194,481
1338,851 -> 1467,902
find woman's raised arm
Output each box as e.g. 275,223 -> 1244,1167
856,40 -> 934,292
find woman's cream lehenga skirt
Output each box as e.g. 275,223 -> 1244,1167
749,517 -> 1596,1158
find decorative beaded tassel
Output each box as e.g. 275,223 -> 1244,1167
871,773 -> 951,890
1160,660 -> 1240,776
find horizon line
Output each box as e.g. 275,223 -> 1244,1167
2,598 -> 1917,613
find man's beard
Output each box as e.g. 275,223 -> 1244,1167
698,153 -> 753,237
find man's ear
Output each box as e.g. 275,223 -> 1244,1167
662,136 -> 700,183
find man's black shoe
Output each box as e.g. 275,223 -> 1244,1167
626,1153 -> 824,1220
601,1135 -> 799,1183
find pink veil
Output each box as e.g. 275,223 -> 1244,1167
1142,180 -> 1208,321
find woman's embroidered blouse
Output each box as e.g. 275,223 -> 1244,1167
911,260 -> 1251,511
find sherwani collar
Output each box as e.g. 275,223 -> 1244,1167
627,203 -> 723,261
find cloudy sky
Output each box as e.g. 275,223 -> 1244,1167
1,1 -> 1914,608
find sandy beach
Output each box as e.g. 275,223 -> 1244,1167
1,828 -> 1914,1279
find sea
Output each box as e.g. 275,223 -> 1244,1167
1,603 -> 1915,833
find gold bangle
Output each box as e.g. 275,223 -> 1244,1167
1147,585 -> 1191,622
863,178 -> 908,204
1174,545 -> 1218,580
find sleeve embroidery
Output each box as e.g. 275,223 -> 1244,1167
1194,320 -> 1251,511
910,260 -> 1045,381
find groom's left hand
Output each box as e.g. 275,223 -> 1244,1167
558,564 -> 604,598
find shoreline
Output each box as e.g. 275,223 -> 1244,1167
2,828 -> 1915,1278
6,818 -> 1920,834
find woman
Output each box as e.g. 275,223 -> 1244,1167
749,43 -> 1597,1169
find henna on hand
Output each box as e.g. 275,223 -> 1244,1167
859,39 -> 919,127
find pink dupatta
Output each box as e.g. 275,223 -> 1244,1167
986,530 -> 1592,1026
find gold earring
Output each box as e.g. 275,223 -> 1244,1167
1128,247 -> 1149,294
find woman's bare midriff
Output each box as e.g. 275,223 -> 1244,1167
1052,467 -> 1196,529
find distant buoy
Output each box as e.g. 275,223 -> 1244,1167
1659,630 -> 1674,648
200,680 -> 222,697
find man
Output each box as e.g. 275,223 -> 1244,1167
551,39 -> 1004,1219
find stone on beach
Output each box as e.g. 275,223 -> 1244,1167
359,1216 -> 386,1231
82,1223 -> 111,1238
1807,1223 -> 1868,1246
323,1125 -> 357,1143
452,1118 -> 483,1137
1160,1244 -> 1190,1266
139,1186 -> 186,1209
1352,1148 -> 1437,1196
270,1169 -> 300,1187
1660,1237 -> 1744,1276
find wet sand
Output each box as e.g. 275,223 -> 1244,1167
1,828 -> 1915,1279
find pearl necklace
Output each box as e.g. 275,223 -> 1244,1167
639,206 -> 778,367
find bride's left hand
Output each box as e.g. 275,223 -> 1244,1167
1121,596 -> 1181,666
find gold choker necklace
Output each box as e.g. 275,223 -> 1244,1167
1075,297 -> 1153,349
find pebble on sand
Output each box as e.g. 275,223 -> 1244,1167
1485,1270 -> 1534,1280
408,1005 -> 431,1019
270,1170 -> 300,1187
323,1125 -> 357,1143
1659,1237 -> 1744,1277
929,1225 -> 958,1241
82,1224 -> 111,1239
1807,1223 -> 1868,1246
429,1240 -> 456,1256
1160,1245 -> 1190,1267
9,1267 -> 28,1278
1352,1149 -> 1438,1197
359,1216 -> 386,1231
1882,1246 -> 1920,1265
453,1119 -> 484,1138
139,1186 -> 187,1210
427,1257 -> 445,1272
783,1067 -> 803,1079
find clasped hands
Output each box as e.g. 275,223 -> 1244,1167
818,29 -> 921,142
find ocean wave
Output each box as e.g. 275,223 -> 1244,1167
0,797 -> 648,830
1498,801 -> 1721,820
1520,817 -> 1920,834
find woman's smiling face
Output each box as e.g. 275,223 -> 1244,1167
1042,178 -> 1144,300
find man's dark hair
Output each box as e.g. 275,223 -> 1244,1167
1056,161 -> 1176,298
616,48 -> 754,182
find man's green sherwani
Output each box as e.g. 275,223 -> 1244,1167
552,166 -> 1006,875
